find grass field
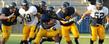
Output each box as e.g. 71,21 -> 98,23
0,34 -> 109,44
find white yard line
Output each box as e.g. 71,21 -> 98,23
0,34 -> 109,38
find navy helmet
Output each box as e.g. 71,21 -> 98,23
63,2 -> 70,7
21,0 -> 28,6
8,2 -> 16,9
48,6 -> 54,11
96,0 -> 104,4
39,1 -> 46,6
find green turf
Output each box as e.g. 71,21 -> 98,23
1,34 -> 108,44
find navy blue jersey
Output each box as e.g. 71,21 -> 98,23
1,7 -> 20,26
40,10 -> 57,29
57,7 -> 75,26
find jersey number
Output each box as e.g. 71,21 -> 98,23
95,12 -> 104,18
7,15 -> 16,22
24,14 -> 32,22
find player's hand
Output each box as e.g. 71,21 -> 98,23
52,27 -> 56,31
105,23 -> 109,30
69,18 -> 75,22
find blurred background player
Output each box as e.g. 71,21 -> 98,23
0,2 -> 20,44
78,0 -> 108,44
34,0 -> 48,33
19,0 -> 38,44
37,1 -> 47,17
105,15 -> 109,30
56,2 -> 80,44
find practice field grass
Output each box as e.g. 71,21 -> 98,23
0,34 -> 109,44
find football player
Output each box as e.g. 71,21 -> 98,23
0,2 -> 20,44
39,6 -> 62,44
34,6 -> 62,44
34,1 -> 62,44
56,2 -> 80,44
35,1 -> 47,22
19,0 -> 38,44
77,0 -> 108,44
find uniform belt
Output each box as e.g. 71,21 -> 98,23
60,21 -> 74,26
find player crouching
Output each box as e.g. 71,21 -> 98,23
34,6 -> 62,44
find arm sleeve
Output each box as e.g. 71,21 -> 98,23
104,7 -> 109,15
56,9 -> 61,14
1,8 -> 9,14
19,8 -> 24,16
87,5 -> 95,10
26,6 -> 37,15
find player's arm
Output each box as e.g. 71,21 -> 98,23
0,14 -> 7,19
26,6 -> 38,20
56,8 -> 67,21
104,15 -> 109,30
0,8 -> 14,19
0,13 -> 15,20
26,6 -> 37,15
74,11 -> 81,17
104,7 -> 109,30
106,15 -> 109,23
50,11 -> 64,20
73,8 -> 81,17
77,10 -> 91,24
105,15 -> 109,30
18,8 -> 27,23
105,7 -> 109,23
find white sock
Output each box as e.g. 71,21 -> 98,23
55,42 -> 59,44
28,42 -> 31,44
107,22 -> 109,24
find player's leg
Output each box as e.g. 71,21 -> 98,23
34,28 -> 46,44
40,26 -> 62,44
61,25 -> 72,44
71,23 -> 79,44
40,37 -> 51,44
50,28 -> 61,44
40,31 -> 62,44
58,29 -> 62,44
28,25 -> 37,44
98,25 -> 105,44
20,25 -> 30,44
90,25 -> 98,44
1,24 -> 12,44
52,23 -> 62,44
40,34 -> 62,44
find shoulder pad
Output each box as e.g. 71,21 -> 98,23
1,7 -> 9,14
66,7 -> 75,16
